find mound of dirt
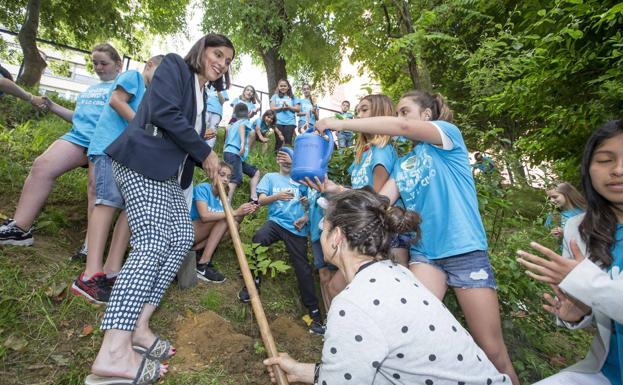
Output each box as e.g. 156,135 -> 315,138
172,310 -> 258,373
270,314 -> 319,358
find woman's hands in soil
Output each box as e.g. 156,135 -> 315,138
263,353 -> 315,384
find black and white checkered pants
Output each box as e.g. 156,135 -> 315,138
101,161 -> 194,331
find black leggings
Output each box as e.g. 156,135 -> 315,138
275,124 -> 295,153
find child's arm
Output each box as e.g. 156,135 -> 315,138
233,202 -> 257,220
294,214 -> 309,231
311,105 -> 319,121
108,87 -> 135,122
238,123 -> 246,156
289,101 -> 301,113
196,201 -> 226,223
273,126 -> 284,142
258,191 -> 294,206
270,99 -> 286,112
43,96 -> 74,122
255,122 -> 268,142
316,116 -> 443,146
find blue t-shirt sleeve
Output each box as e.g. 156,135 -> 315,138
193,183 -> 212,203
230,97 -> 239,107
371,146 -> 396,173
115,70 -> 141,101
270,95 -> 277,104
293,95 -> 301,105
431,120 -> 464,151
257,174 -> 272,196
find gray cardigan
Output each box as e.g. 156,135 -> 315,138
558,213 -> 623,374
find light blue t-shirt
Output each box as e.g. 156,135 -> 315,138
206,87 -> 228,116
545,208 -> 585,229
257,173 -> 308,236
297,98 -> 317,128
271,94 -> 299,126
88,71 -> 145,156
307,189 -> 324,242
348,144 -> 397,189
224,118 -> 250,155
252,117 -> 271,134
602,224 -> 623,385
230,96 -> 256,115
391,120 -> 487,259
189,183 -> 224,221
242,120 -> 254,161
61,80 -> 116,148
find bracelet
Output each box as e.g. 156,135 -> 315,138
313,362 -> 321,384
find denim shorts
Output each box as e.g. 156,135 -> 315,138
91,155 -> 124,209
410,250 -> 497,289
311,240 -> 338,271
223,152 -> 258,185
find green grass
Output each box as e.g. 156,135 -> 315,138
0,101 -> 592,384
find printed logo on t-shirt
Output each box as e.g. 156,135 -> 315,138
397,146 -> 436,199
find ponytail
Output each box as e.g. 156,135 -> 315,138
402,90 -> 454,122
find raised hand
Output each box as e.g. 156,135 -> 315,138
542,284 -> 590,323
516,239 -> 586,285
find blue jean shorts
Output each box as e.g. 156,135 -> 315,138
311,240 -> 338,271
223,152 -> 258,185
91,155 -> 124,209
410,250 -> 497,289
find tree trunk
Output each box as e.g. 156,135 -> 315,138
393,0 -> 424,90
17,0 -> 46,86
260,47 -> 287,96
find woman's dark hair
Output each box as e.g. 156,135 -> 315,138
184,33 -> 235,91
324,189 -> 421,261
274,78 -> 294,99
92,43 -> 122,64
0,64 -> 14,81
401,90 -> 453,122
579,119 -> 623,266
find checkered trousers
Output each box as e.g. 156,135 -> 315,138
101,161 -> 194,331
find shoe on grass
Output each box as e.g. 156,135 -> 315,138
309,309 -> 326,335
70,243 -> 88,262
0,219 -> 33,246
196,263 -> 226,283
71,272 -> 111,305
237,277 -> 261,303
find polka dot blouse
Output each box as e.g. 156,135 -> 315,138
318,260 -> 509,385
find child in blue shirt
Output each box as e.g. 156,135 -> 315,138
270,79 -> 300,152
249,109 -> 276,153
517,119 -> 623,385
68,56 -> 163,305
335,100 -> 354,149
190,161 -> 257,282
296,83 -> 319,134
238,148 -> 324,335
229,84 -> 259,122
204,85 -> 229,147
0,44 -> 122,256
313,90 -> 520,384
223,103 -> 261,202
544,182 -> 586,238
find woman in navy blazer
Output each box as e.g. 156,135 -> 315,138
86,34 -> 235,385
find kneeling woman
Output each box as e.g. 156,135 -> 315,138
264,189 -> 510,384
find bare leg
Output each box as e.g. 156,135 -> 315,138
84,205 -> 116,277
132,304 -> 176,357
197,220 -> 229,264
318,267 -> 332,313
249,170 -> 260,201
455,288 -> 520,385
91,329 -> 167,379
102,211 -> 130,275
227,182 -> 237,202
192,220 -> 216,251
13,140 -> 87,230
391,247 -> 409,267
409,263 -> 448,300
326,270 -> 347,306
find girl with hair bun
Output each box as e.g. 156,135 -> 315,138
264,189 -> 509,385
313,89 -> 519,384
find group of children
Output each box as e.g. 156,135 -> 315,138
2,40 -> 622,385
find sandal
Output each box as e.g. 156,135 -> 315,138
84,356 -> 163,385
133,336 -> 176,360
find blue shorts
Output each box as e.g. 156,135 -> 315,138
410,250 -> 497,289
311,240 -> 337,271
91,155 -> 124,209
223,152 -> 258,185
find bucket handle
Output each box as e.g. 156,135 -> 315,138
305,126 -> 334,169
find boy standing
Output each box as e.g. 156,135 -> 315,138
238,148 -> 324,335
335,100 -> 354,149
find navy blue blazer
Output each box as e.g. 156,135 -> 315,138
106,53 -> 211,189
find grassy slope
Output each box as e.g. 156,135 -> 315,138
0,100 -> 591,384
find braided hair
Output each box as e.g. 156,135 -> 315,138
324,189 -> 421,261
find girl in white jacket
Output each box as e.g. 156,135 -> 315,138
517,119 -> 623,385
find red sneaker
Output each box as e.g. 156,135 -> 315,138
71,272 -> 111,305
